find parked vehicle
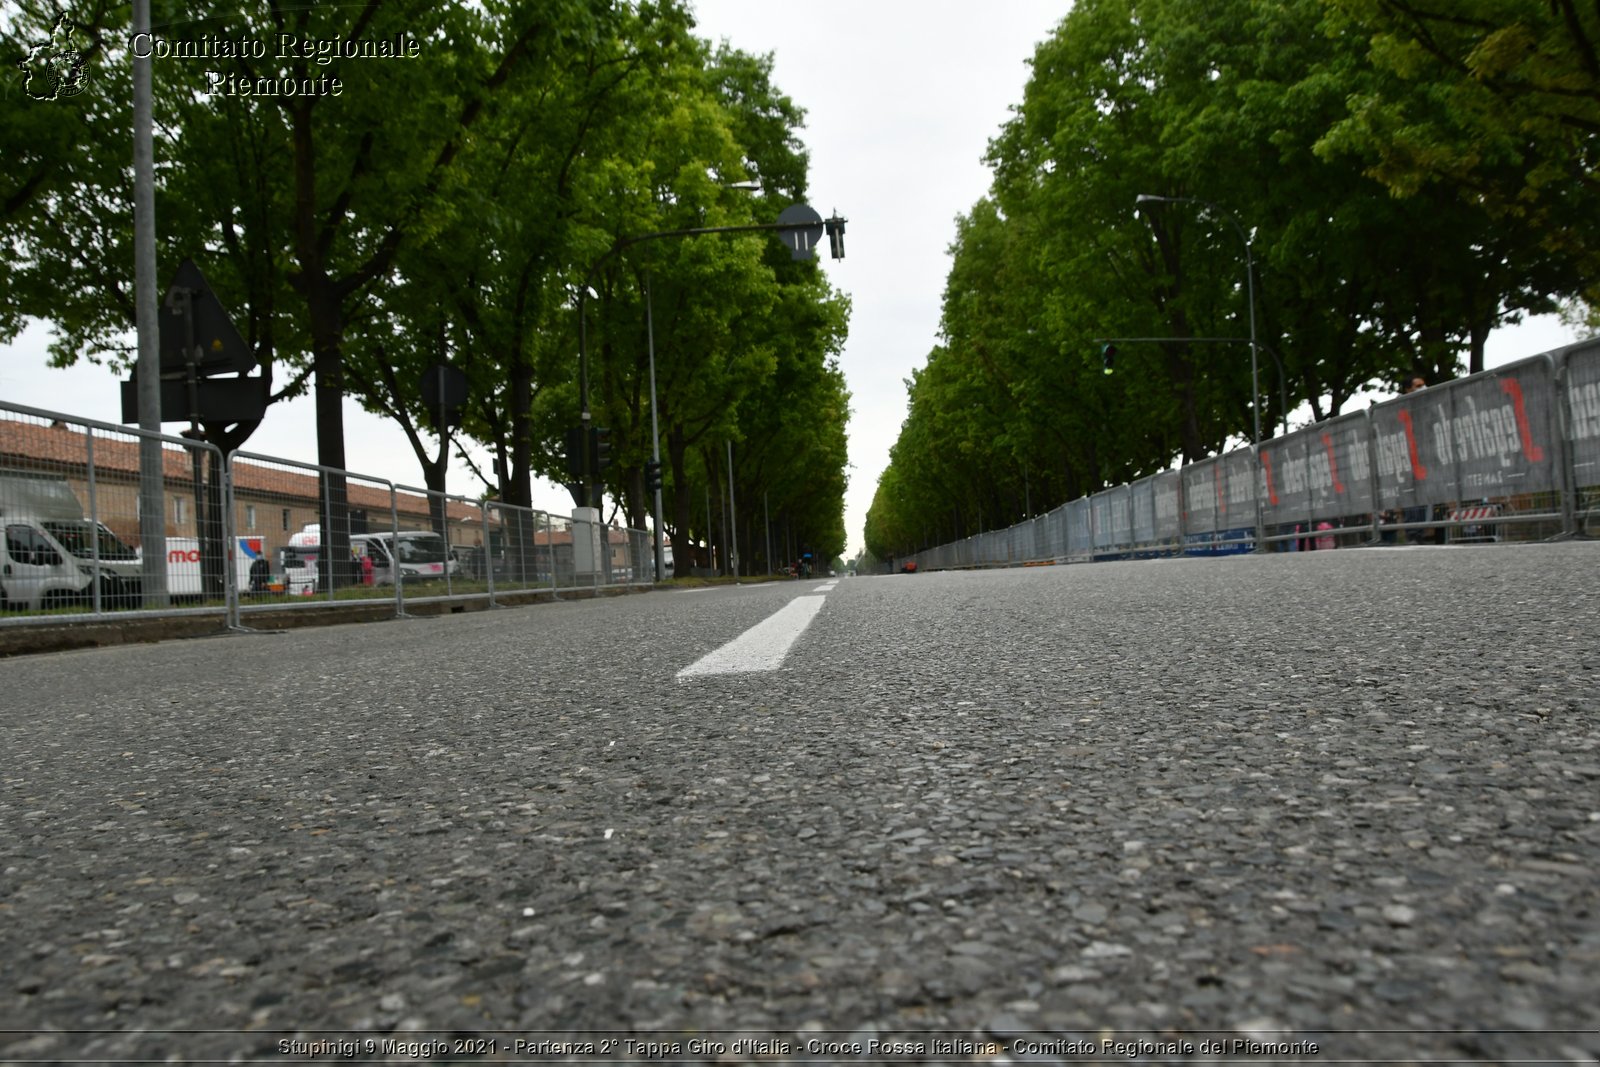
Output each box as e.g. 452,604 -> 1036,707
279,526 -> 322,595
0,470 -> 143,611
162,536 -> 270,600
351,531 -> 456,585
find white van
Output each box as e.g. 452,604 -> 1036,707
279,525 -> 322,595
163,536 -> 272,600
0,471 -> 144,611
351,531 -> 456,585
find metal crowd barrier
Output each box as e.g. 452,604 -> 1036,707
907,341 -> 1600,570
0,400 -> 653,630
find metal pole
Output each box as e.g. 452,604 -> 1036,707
87,430 -> 101,614
764,490 -> 771,576
133,0 -> 168,607
1241,229 -> 1266,553
726,440 -> 738,579
482,501 -> 496,608
1136,194 -> 1264,551
718,454 -> 728,577
1244,234 -> 1260,447
575,215 -> 838,517
646,276 -> 664,582
578,287 -> 593,510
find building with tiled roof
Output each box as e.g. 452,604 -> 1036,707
0,416 -> 648,578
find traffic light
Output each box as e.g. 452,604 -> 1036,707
1101,343 -> 1117,375
564,426 -> 585,478
825,213 -> 846,260
589,425 -> 613,474
645,460 -> 663,493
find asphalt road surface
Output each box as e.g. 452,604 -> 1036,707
2,543 -> 1597,1064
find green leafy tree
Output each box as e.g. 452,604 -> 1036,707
1321,0 -> 1600,304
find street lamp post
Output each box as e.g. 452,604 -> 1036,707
1135,193 -> 1266,553
1134,194 -> 1260,446
575,206 -> 845,512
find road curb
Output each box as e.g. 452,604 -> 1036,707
0,584 -> 650,658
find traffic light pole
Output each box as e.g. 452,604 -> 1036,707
646,277 -> 663,582
575,212 -> 844,511
1092,337 -> 1290,438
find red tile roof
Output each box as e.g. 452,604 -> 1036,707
0,418 -> 480,522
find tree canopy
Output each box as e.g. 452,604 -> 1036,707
864,0 -> 1593,560
1,0 -> 851,575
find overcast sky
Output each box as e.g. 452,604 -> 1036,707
0,0 -> 1582,557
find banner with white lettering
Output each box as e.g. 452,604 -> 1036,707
1565,344 -> 1600,494
1066,497 -> 1092,559
1092,485 -> 1131,551
1152,470 -> 1182,542
1219,447 -> 1257,522
1182,458 -> 1219,534
1131,477 -> 1156,544
1258,412 -> 1373,525
1373,361 -> 1557,510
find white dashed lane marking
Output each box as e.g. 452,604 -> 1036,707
677,591 -> 831,677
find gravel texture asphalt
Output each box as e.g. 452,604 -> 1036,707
1,542 -> 1597,1064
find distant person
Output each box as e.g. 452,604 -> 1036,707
248,554 -> 270,594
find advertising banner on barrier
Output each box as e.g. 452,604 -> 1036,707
1066,498 -> 1092,559
1220,448 -> 1257,522
1372,362 -> 1558,510
1443,361 -> 1558,499
1153,471 -> 1181,543
1568,345 -> 1600,493
1259,413 -> 1373,525
1131,478 -> 1156,545
1092,486 -> 1131,553
1183,458 -> 1219,534
1258,432 -> 1308,526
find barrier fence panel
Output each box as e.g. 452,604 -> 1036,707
1092,485 -> 1132,558
1043,505 -> 1067,560
392,484 -> 504,606
1567,343 -> 1600,534
1182,458 -> 1220,549
1258,412 -> 1375,550
896,348 -> 1597,572
2,402 -> 228,624
228,451 -> 401,618
1130,477 -> 1156,553
1259,430 -> 1310,542
1372,357 -> 1566,543
484,502 -> 549,593
1065,498 -> 1092,562
1152,470 -> 1183,553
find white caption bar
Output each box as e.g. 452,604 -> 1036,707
677,594 -> 828,677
